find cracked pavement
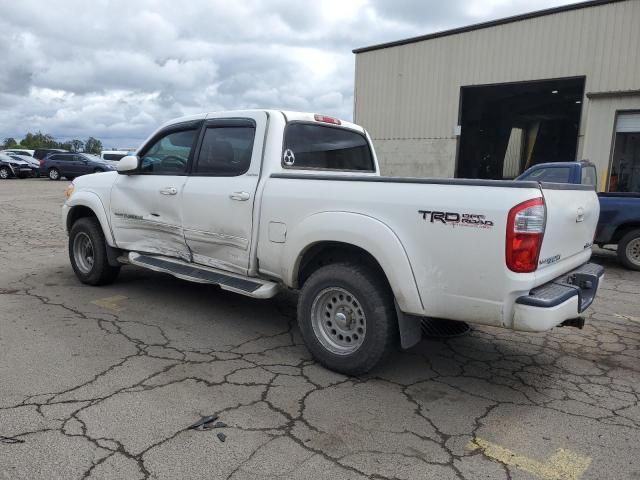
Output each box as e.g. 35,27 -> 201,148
1,179 -> 639,480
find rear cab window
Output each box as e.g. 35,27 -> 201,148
522,167 -> 571,183
282,123 -> 374,172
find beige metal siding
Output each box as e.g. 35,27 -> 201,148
354,0 -> 640,177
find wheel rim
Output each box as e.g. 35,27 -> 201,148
625,237 -> 640,267
311,287 -> 366,355
73,232 -> 95,274
0,168 -> 8,179
49,169 -> 59,179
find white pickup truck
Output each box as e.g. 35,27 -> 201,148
63,110 -> 604,374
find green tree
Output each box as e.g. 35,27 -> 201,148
84,137 -> 102,154
3,137 -> 18,149
20,131 -> 59,149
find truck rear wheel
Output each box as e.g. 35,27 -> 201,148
297,262 -> 397,375
69,217 -> 121,285
618,229 -> 640,271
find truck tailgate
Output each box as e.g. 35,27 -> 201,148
537,184 -> 600,273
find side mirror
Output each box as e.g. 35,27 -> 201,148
117,155 -> 139,174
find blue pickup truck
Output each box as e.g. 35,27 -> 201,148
517,161 -> 640,271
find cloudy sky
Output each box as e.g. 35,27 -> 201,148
0,0 -> 580,148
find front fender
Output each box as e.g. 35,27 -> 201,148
63,191 -> 115,246
283,211 -> 424,315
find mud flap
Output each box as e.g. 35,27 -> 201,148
395,301 -> 422,349
105,245 -> 124,267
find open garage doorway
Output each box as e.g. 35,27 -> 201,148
609,112 -> 640,192
456,77 -> 585,179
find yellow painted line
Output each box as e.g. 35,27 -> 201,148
468,437 -> 591,480
91,295 -> 128,312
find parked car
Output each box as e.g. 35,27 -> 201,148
42,152 -> 118,180
33,148 -> 67,160
63,110 -> 603,374
0,153 -> 33,179
2,148 -> 35,157
9,154 -> 40,177
517,160 -> 640,270
100,150 -> 130,161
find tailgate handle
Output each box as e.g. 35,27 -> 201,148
575,207 -> 584,223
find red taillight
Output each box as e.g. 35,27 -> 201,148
39,159 -> 45,167
506,197 -> 545,273
314,114 -> 341,125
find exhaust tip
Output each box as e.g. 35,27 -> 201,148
561,317 -> 585,329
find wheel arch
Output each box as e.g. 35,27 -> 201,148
283,211 -> 424,316
65,192 -> 115,247
611,222 -> 640,244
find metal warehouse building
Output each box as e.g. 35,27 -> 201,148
353,0 -> 640,192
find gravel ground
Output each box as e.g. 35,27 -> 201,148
1,178 -> 639,480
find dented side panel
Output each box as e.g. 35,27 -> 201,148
109,174 -> 191,260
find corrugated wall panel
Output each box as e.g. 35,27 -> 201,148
355,0 -> 640,177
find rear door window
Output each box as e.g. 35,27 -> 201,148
193,125 -> 255,176
103,153 -> 126,161
523,167 -> 571,183
283,123 -> 374,171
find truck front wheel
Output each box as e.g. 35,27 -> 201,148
297,262 -> 397,375
618,229 -> 640,271
69,217 -> 121,285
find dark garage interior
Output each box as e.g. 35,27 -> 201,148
456,77 -> 585,179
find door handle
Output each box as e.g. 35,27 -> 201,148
160,187 -> 178,195
229,191 -> 250,201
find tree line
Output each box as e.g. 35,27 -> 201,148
2,132 -> 103,154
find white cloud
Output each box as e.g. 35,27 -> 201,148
0,0 -> 579,148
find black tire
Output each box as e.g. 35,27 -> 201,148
69,217 -> 121,285
297,262 -> 397,375
48,168 -> 60,180
617,229 -> 640,271
0,166 -> 11,179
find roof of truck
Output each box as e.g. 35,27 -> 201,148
158,110 -> 363,133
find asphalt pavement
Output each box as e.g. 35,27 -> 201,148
1,179 -> 639,480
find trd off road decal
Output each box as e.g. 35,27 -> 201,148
114,212 -> 143,220
418,210 -> 494,229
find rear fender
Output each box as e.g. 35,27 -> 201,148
283,211 -> 424,315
